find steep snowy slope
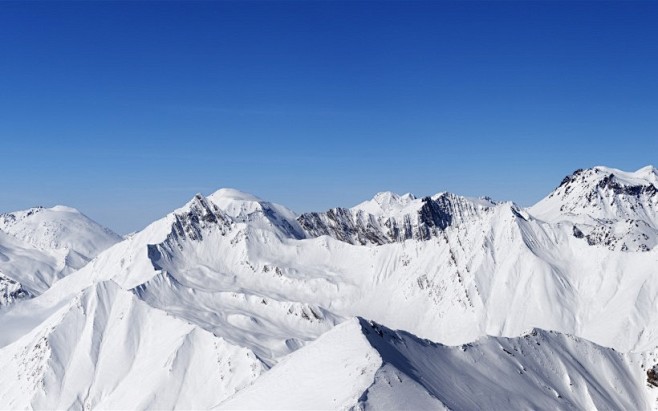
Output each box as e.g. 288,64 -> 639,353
0,231 -> 58,303
98,193 -> 343,365
0,279 -> 263,410
219,318 -> 650,410
0,206 -> 121,302
530,166 -> 658,251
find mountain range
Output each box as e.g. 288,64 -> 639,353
1,165 -> 657,410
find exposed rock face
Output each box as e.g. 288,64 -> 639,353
0,272 -> 31,307
169,194 -> 231,243
647,364 -> 658,388
298,192 -> 495,245
298,207 -> 394,245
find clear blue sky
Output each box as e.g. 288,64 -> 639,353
1,1 -> 657,233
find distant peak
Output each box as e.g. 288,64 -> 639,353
635,165 -> 658,177
207,188 -> 264,204
50,205 -> 81,213
373,191 -> 398,202
557,165 -> 658,189
590,165 -> 658,187
589,164 -> 657,175
531,165 -> 658,223
372,191 -> 416,206
351,191 -> 418,215
186,193 -> 212,208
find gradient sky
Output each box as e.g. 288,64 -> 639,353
1,1 -> 657,233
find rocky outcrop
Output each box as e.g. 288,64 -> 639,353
298,193 -> 494,245
0,272 -> 31,307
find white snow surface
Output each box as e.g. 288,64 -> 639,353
530,166 -> 658,251
1,165 -> 658,409
0,206 -> 121,259
220,318 -> 650,410
0,206 -> 121,301
0,280 -> 263,410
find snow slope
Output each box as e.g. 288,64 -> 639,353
0,279 -> 263,410
0,206 -> 121,302
530,166 -> 658,251
0,206 -> 121,261
0,231 -> 58,303
219,318 -> 651,410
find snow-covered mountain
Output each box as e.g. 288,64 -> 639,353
0,206 -> 121,306
220,318 -> 653,410
531,166 -> 658,251
0,206 -> 121,260
1,165 -> 658,409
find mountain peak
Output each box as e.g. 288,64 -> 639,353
49,205 -> 81,213
0,205 -> 121,252
353,191 -> 417,216
207,188 -> 272,219
589,165 -> 658,187
536,165 -> 658,217
635,164 -> 658,176
0,204 -> 122,299
530,165 -> 658,251
372,191 -> 416,204
208,188 -> 264,204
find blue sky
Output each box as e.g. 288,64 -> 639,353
1,1 -> 657,233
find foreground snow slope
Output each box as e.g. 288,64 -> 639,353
0,206 -> 121,306
219,318 -> 650,410
0,279 -> 263,410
